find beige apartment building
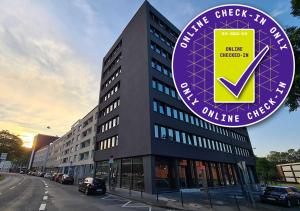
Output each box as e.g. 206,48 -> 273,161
32,106 -> 98,183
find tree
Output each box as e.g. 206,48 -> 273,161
286,0 -> 300,111
0,130 -> 31,167
291,0 -> 300,17
256,157 -> 277,184
266,149 -> 300,164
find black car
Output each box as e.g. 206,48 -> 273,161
260,186 -> 300,207
59,174 -> 74,184
78,177 -> 106,195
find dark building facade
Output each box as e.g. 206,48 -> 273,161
28,134 -> 58,169
94,1 -> 257,194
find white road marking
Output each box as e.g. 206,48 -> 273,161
121,200 -> 151,210
45,191 -> 48,194
121,201 -> 132,207
39,203 -> 46,210
9,186 -> 16,190
45,185 -> 48,188
18,182 -> 22,185
43,196 -> 48,200
101,195 -> 112,199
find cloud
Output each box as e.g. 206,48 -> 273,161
271,2 -> 290,17
0,1 -> 101,142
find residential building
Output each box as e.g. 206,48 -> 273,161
31,145 -> 50,172
31,106 -> 98,183
94,1 -> 257,194
28,134 -> 58,169
277,162 -> 300,183
58,106 -> 97,182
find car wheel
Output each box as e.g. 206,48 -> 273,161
287,200 -> 292,208
85,188 -> 89,195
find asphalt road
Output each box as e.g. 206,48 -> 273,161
1,173 -> 299,211
0,173 -> 166,211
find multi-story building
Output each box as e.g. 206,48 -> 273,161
31,145 -> 50,172
94,2 -> 257,194
57,106 -> 97,181
32,106 -> 98,183
28,134 -> 58,169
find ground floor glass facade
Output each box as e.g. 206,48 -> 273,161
95,155 -> 256,193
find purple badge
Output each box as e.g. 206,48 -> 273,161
172,4 -> 295,127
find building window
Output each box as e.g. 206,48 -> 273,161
175,130 -> 180,143
154,125 -> 159,138
166,106 -> 172,117
153,101 -> 158,112
168,128 -> 174,141
161,127 -> 166,139
150,41 -> 172,61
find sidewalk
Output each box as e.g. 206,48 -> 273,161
107,187 -> 267,211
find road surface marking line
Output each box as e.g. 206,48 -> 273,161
18,182 -> 22,185
43,196 -> 48,200
149,207 -> 151,211
121,201 -> 132,207
45,191 -> 48,194
45,185 -> 48,188
101,195 -> 112,199
9,186 -> 16,190
39,203 -> 46,210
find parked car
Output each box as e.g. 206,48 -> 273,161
44,173 -> 52,179
78,177 -> 106,195
54,173 -> 64,182
38,172 -> 46,177
51,173 -> 58,181
260,186 -> 300,207
58,174 -> 74,184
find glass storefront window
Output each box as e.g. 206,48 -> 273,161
210,163 -> 219,186
132,157 -> 144,190
155,157 -> 177,191
195,161 -> 207,188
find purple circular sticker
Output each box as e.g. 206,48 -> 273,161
172,4 -> 295,127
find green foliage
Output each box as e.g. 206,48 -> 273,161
266,149 -> 300,164
291,0 -> 300,17
286,0 -> 300,111
285,27 -> 300,111
256,157 -> 277,184
0,130 -> 31,166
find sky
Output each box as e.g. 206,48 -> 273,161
0,0 -> 299,155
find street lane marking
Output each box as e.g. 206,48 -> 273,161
101,195 -> 112,199
121,201 -> 152,210
45,185 -> 48,188
43,196 -> 48,200
121,201 -> 132,207
45,191 -> 48,194
39,203 -> 46,211
9,186 -> 16,190
18,182 -> 22,185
